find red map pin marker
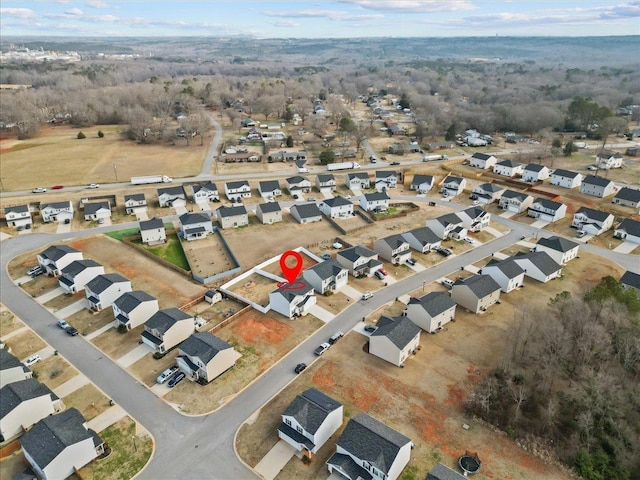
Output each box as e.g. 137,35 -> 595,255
280,250 -> 303,284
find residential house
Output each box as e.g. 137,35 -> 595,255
141,308 -> 194,354
216,205 -> 249,229
278,388 -> 343,457
613,187 -> 640,208
269,279 -> 316,319
595,150 -> 624,169
255,202 -> 282,224
498,190 -> 534,213
441,176 -> 466,197
40,201 -> 74,223
374,171 -> 398,192
290,203 -> 323,224
426,213 -> 463,240
223,152 -> 260,163
410,175 -> 434,193
360,192 -> 390,212
480,258 -> 525,292
511,251 -> 563,283
139,218 -> 166,245
493,159 -> 524,177
451,274 -> 501,314
241,117 -> 257,127
112,291 -> 159,330
20,408 -> 104,480
389,124 -> 406,136
83,201 -> 111,222
457,207 -> 491,232
374,234 -> 411,265
258,180 -> 281,199
85,273 -> 132,311
0,349 -> 32,389
157,186 -> 187,208
580,175 -> 616,198
5,205 -> 32,229
471,183 -> 505,204
336,245 -> 383,278
180,212 -> 214,241
401,227 -> 441,253
303,259 -> 348,295
345,172 -> 370,190
550,169 -> 583,189
571,207 -> 614,235
320,196 -> 353,219
535,236 -> 580,264
527,198 -> 567,223
192,183 -> 219,203
58,260 -> 105,294
469,152 -> 497,170
176,332 -> 238,383
123,194 -> 147,215
614,218 -> 640,244
426,463 -> 467,480
316,174 -> 337,192
37,245 -> 83,276
620,271 -> 640,299
404,292 -> 456,333
273,151 -> 308,162
327,413 -> 413,480
369,316 -> 421,367
522,163 -> 550,182
286,176 -> 312,195
0,378 -> 61,441
224,180 -> 251,202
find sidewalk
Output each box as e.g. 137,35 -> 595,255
86,404 -> 127,433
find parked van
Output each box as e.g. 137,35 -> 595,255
28,266 -> 43,277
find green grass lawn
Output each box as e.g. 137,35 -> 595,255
105,228 -> 139,242
144,234 -> 190,270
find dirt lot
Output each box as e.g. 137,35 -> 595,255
32,354 -> 80,390
66,307 -> 114,336
227,272 -> 280,307
183,299 -> 245,330
5,330 -> 46,361
61,384 -> 111,421
181,229 -> 238,280
236,251 -> 618,480
0,305 -> 24,336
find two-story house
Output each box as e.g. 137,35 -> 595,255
112,291 -> 159,330
535,236 -> 580,264
286,176 -> 312,195
224,180 -> 251,202
511,251 -> 563,283
269,279 -> 316,319
157,186 -> 187,208
451,274 -> 501,314
404,292 -> 456,333
258,180 -> 282,200
527,198 -> 567,223
410,175 -> 434,194
369,316 -> 421,367
613,187 -> 640,208
37,245 -> 83,276
614,218 -> 640,244
441,176 -> 466,197
579,175 -> 616,198
426,213 -> 463,240
255,202 -> 282,224
374,171 -> 398,192
85,273 -> 132,311
374,234 -> 411,265
123,194 -> 147,215
336,245 -> 383,278
457,207 -> 491,232
469,152 -> 497,170
216,205 -> 249,229
319,196 -> 353,219
471,183 -> 505,204
5,205 -> 32,229
401,227 -> 441,253
303,259 -> 349,295
141,308 -> 194,354
83,201 -> 111,222
290,203 -> 323,224
139,218 -> 166,245
192,183 -> 219,203
480,258 -> 525,292
359,192 -> 390,212
572,207 -> 614,235
498,190 -> 534,213
179,212 -> 214,241
0,350 -> 32,389
595,150 -> 624,169
550,169 -> 582,189
40,201 -> 74,223
58,260 -> 105,294
493,159 -> 524,177
176,332 -> 239,383
316,174 -> 337,192
345,172 -> 370,190
521,164 -> 550,182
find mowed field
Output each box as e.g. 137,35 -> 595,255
0,125 -> 208,191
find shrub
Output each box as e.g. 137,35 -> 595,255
97,130 -> 104,138
117,324 -> 128,334
77,131 -> 86,139
152,352 -> 164,360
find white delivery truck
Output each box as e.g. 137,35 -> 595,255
131,175 -> 173,185
422,154 -> 448,162
327,161 -> 361,171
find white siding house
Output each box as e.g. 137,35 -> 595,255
255,202 -> 282,224
176,332 -> 239,383
535,236 -> 580,265
493,159 -> 524,177
319,196 -> 353,218
269,279 -> 316,319
303,259 -> 349,294
480,258 -> 525,292
141,308 -> 194,354
579,175 -> 616,198
216,205 -> 249,229
40,201 -> 74,223
510,252 -> 563,283
498,190 -> 534,213
469,152 -> 497,169
179,212 -> 214,241
85,273 -> 132,311
113,291 -> 159,330
139,218 -> 166,245
5,205 -> 32,229
58,260 -> 105,294
336,245 -> 383,278
369,316 -> 421,367
614,218 -> 640,244
374,234 -> 411,265
550,169 -> 582,189
37,245 -> 83,276
224,181 -> 251,202
441,176 -> 466,197
360,192 -> 390,212
571,207 -> 614,235
522,164 -> 550,182
404,292 -> 456,333
451,275 -> 501,314
527,198 -> 567,223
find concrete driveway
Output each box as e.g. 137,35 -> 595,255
56,220 -> 72,234
35,286 -> 65,304
613,241 -> 639,253
55,299 -> 88,318
254,441 -> 296,480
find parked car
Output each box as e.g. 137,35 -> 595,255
441,278 -> 455,289
379,268 -> 388,276
321,253 -> 332,260
361,292 -> 374,300
374,270 -> 386,280
332,241 -> 343,249
436,247 -> 452,257
314,342 -> 331,356
406,258 -> 417,266
167,372 -> 186,388
28,266 -> 43,277
428,201 -> 436,206
294,363 -> 307,374
98,218 -> 105,224
576,230 -> 587,238
32,187 -> 47,193
329,332 -> 344,345
86,183 -> 100,189
57,319 -> 70,329
65,326 -> 79,336
157,366 -> 179,384
364,325 -> 377,333
463,237 -> 474,244
23,354 -> 41,367
51,185 -> 64,190
390,161 -> 400,166
64,218 -> 71,224
472,200 -> 480,206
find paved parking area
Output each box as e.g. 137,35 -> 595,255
56,220 -> 72,234
308,304 -> 335,323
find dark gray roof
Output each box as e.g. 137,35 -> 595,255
290,203 -> 322,219
495,159 -> 521,168
5,205 -> 29,214
0,349 -> 23,370
86,273 -> 129,295
512,251 -> 562,276
257,202 -> 281,213
347,172 -> 369,180
411,175 -> 434,187
179,212 -> 211,225
225,180 -> 249,190
375,171 -> 396,179
444,176 -> 463,186
258,180 -> 280,192
42,201 -> 72,210
378,234 -> 408,250
217,205 -> 247,217
436,212 -> 462,227
597,149 -> 622,158
523,163 -> 546,172
286,175 -> 309,185
1,378 -> 56,419
614,187 -> 640,203
617,218 -> 640,237
460,206 -> 487,219
19,408 -> 93,470
84,201 -> 110,215
620,271 -> 640,290
124,193 -> 145,202
426,463 -> 467,480
471,152 -> 493,161
283,388 -> 341,434
409,292 -> 456,317
501,190 -> 530,201
532,198 -> 563,210
323,196 -> 352,208
272,279 -> 314,301
145,308 -> 192,334
157,186 -> 186,196
336,413 -> 412,475
537,235 -> 579,252
327,453 -> 371,480
575,207 -> 612,222
139,218 -> 164,231
179,332 -> 232,364
582,175 -> 613,187
192,183 -> 217,193
453,274 -> 500,297
306,259 -> 346,280
484,258 -> 525,279
372,316 -> 421,349
363,192 -> 390,201
552,168 -> 580,179
338,245 -> 377,262
113,291 -> 157,313
61,259 -> 102,277
402,227 -> 440,246
39,245 -> 80,262
475,183 -> 503,194
316,174 -> 335,183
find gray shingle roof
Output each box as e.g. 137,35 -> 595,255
501,190 -> 529,201
409,292 -> 456,317
192,183 -> 217,193
411,175 -> 434,187
582,175 -> 613,187
0,349 -> 23,370
5,205 -> 29,214
61,259 -> 102,277
113,291 -> 157,313
42,201 -> 72,210
336,413 -> 412,475
257,202 -> 281,213
512,251 -> 562,276
179,212 -> 211,225
617,218 -> 640,237
145,308 -> 192,334
375,171 -> 396,179
283,388 -> 341,434
402,227 -> 440,246
536,235 -> 579,252
338,245 -> 377,263
323,196 -> 352,208
379,234 -> 408,250
363,192 -> 390,201
372,316 -> 421,349
0,378 -> 57,419
179,332 -> 232,364
575,206 -> 612,222
225,180 -> 249,190
86,273 -> 129,295
290,203 -> 322,219
453,274 -> 500,297
306,259 -> 346,280
475,183 -> 503,194
484,257 -> 525,278
19,408 -> 93,470
258,180 -> 280,192
614,187 -> 640,203
317,174 -> 335,183
124,193 -> 145,202
139,218 -> 164,231
157,186 -> 186,196
552,168 -> 580,179
39,245 -> 80,262
286,175 -> 308,185
523,163 -> 546,172
217,205 -> 247,217
436,212 -> 462,227
620,270 -> 640,290
496,159 -> 521,168
272,279 -> 314,301
532,198 -> 563,210
471,152 -> 493,161
445,176 -> 463,186
347,172 -> 369,180
84,202 -> 110,216
426,463 -> 467,480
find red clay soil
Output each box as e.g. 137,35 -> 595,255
231,317 -> 292,345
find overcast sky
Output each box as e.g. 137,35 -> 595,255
1,1 -> 639,38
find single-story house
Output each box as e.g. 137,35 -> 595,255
471,183 -> 504,204
614,218 -> 640,244
269,279 -> 316,319
451,274 -> 501,314
579,175 -> 616,198
441,176 -> 466,197
286,176 -> 312,195
141,308 -> 194,354
620,271 -> 640,299
37,245 -> 83,276
139,218 -> 166,245
216,205 -> 249,229
180,212 -> 214,241
316,174 -> 337,192
319,196 -> 353,219
58,260 -> 105,294
336,245 -> 383,278
374,234 -> 411,265
0,349 -> 33,389
258,180 -> 282,199
303,259 -> 349,295
571,207 -> 614,235
401,227 -> 441,253
278,388 -> 343,457
157,186 -> 187,208
176,332 -> 238,383
83,201 -> 111,222
493,159 -> 524,177
521,163 -> 550,182
375,171 -> 398,192
5,205 -> 32,229
360,192 -> 390,212
535,236 -> 580,264
290,203 -> 323,224
469,152 -> 497,170
410,175 -> 434,193
612,187 -> 640,208
498,190 -> 534,213
223,152 -> 261,163
369,316 -> 421,367
404,292 -> 456,333
595,150 -> 624,169
255,202 -> 282,224
192,183 -> 219,203
124,194 -> 147,215
527,198 -> 567,223
345,172 -> 370,190
224,180 -> 251,202
511,251 -> 563,283
85,273 -> 132,311
113,291 -> 159,330
480,258 -> 525,292
40,201 -> 74,223
550,169 -> 582,189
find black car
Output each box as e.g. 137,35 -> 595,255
406,258 -> 417,266
436,247 -> 452,257
167,372 -> 185,388
364,325 -> 377,333
294,363 -> 307,374
65,326 -> 79,336
390,161 -> 400,165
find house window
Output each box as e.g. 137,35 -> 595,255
285,419 -> 291,427
296,426 -> 303,434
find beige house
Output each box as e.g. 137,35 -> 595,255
139,218 -> 166,245
85,273 -> 132,311
451,274 -> 501,314
141,308 -> 194,354
336,245 -> 383,278
217,205 -> 249,229
374,234 -> 411,265
369,316 -> 421,367
113,291 -> 159,330
404,292 -> 456,333
176,332 -> 239,383
255,202 -> 282,224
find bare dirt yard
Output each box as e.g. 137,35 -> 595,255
5,330 -> 46,361
180,229 -> 238,281
32,354 -> 79,390
61,383 -> 110,421
0,305 -> 24,336
227,273 -> 279,307
236,251 -> 617,480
